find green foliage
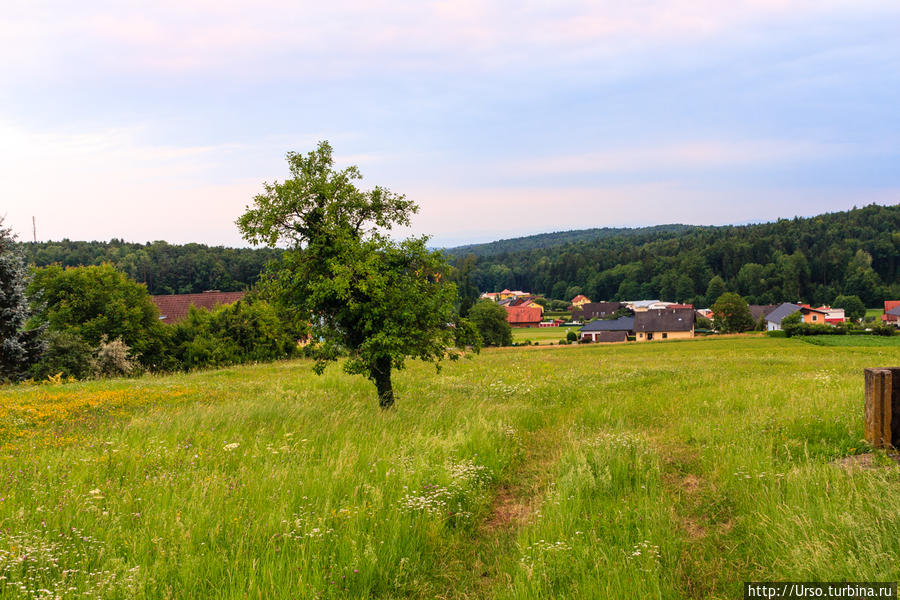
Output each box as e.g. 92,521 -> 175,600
30,330 -> 94,380
238,141 -> 465,407
27,264 -> 165,368
566,330 -> 577,342
168,300 -> 298,370
21,239 -> 280,295
711,292 -> 755,333
0,218 -> 44,381
832,294 -> 866,321
468,300 -> 512,347
705,275 -> 727,306
780,311 -> 803,337
446,205 -> 900,305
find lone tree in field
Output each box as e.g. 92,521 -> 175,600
0,218 -> 44,381
237,141 -> 465,408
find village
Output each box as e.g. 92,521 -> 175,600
478,289 -> 900,343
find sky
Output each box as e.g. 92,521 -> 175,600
1,0 -> 898,248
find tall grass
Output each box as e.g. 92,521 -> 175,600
1,337 -> 898,598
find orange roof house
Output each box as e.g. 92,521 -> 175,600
570,294 -> 591,308
151,291 -> 245,324
883,301 -> 900,324
504,305 -> 542,328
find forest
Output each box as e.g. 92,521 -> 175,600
16,204 -> 900,308
448,204 -> 900,308
20,239 -> 281,295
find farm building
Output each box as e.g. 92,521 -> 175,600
764,303 -> 829,331
504,304 -> 542,328
579,316 -> 633,342
883,301 -> 900,325
151,291 -> 245,324
572,301 -> 624,320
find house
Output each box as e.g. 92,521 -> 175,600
763,303 -> 828,330
884,303 -> 900,326
504,304 -> 542,328
570,294 -> 591,308
625,300 -> 668,312
579,316 -> 634,342
538,319 -> 565,327
633,308 -> 694,341
883,301 -> 900,325
748,304 -> 778,323
151,291 -> 245,324
572,301 -> 624,320
796,304 -> 829,324
816,306 -> 845,324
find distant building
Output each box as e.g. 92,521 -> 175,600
570,294 -> 591,308
633,308 -> 694,341
151,291 -> 245,324
579,316 -> 634,342
764,303 -> 829,331
573,301 -> 624,320
504,304 -> 542,328
883,301 -> 900,325
816,306 -> 845,324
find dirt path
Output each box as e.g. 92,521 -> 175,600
440,428 -> 565,599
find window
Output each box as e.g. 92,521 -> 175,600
662,332 -> 668,339
812,315 -> 817,321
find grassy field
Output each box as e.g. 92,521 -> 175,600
510,326 -> 578,343
800,335 -> 900,347
866,308 -> 884,320
2,337 -> 899,598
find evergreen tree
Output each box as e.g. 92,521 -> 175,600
0,219 -> 44,381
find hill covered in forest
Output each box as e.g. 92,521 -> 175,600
448,204 -> 900,308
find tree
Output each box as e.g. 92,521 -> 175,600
0,218 -> 44,381
468,300 -> 512,347
237,141 -> 467,408
711,292 -> 755,333
832,294 -> 865,322
27,264 -> 165,368
705,275 -> 727,307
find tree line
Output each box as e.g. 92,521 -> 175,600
448,204 -> 900,308
20,239 -> 281,295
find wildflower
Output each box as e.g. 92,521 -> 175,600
224,443 -> 240,451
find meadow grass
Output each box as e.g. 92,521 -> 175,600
510,326 -> 578,343
800,336 -> 900,347
1,337 -> 899,598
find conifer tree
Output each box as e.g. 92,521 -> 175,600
0,218 -> 44,381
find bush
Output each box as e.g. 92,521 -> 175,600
467,300 -> 512,347
31,331 -> 94,380
566,330 -> 577,342
765,330 -> 787,338
167,299 -> 298,370
94,337 -> 135,378
871,324 -> 896,336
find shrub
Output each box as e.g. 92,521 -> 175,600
94,337 -> 135,378
467,300 -> 512,347
566,330 -> 577,342
765,330 -> 787,338
31,331 -> 94,380
871,324 -> 896,336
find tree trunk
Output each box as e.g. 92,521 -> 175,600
372,355 -> 394,409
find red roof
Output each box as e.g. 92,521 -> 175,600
152,291 -> 245,324
668,304 -> 694,309
884,301 -> 900,322
504,305 -> 542,324
571,294 -> 590,303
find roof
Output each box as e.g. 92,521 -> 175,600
764,302 -> 800,325
888,305 -> 900,317
580,316 -> 634,332
504,305 -> 542,324
592,331 -> 628,343
627,300 -> 661,309
748,304 -> 778,321
667,304 -> 694,309
574,302 -> 624,319
571,294 -> 590,303
633,308 -> 694,332
151,291 -> 246,324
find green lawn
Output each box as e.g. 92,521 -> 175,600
800,335 -> 900,347
511,326 -> 578,343
866,307 -> 884,320
2,337 -> 899,598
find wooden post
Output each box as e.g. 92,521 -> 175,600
865,367 -> 900,448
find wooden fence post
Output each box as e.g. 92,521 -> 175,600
865,367 -> 900,448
